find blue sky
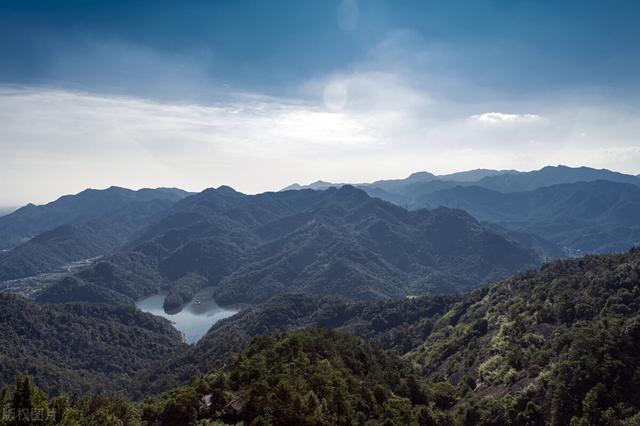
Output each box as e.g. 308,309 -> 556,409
1,0 -> 640,205
3,0 -> 640,98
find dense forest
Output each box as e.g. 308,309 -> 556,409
407,247 -> 640,425
1,330 -> 455,425
139,248 -> 640,424
2,248 -> 640,424
0,293 -> 186,396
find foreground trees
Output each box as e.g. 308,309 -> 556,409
2,248 -> 640,424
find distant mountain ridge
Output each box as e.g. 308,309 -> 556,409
414,180 -> 640,254
284,165 -> 639,195
0,186 -> 190,250
0,187 -> 191,281
3,164 -> 638,301
283,165 -> 640,254
39,185 -> 539,307
282,168 -> 518,192
474,165 -> 640,193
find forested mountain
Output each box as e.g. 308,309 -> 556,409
135,293 -> 459,396
0,186 -> 189,250
1,175 -> 639,424
41,185 -> 538,307
405,246 -> 640,425
285,165 -> 640,198
0,224 -> 124,281
2,247 -> 640,424
284,166 -> 640,255
1,330 -> 455,425
0,187 -> 190,281
141,329 -> 454,425
4,166 -> 635,288
416,180 -> 640,253
0,293 -> 186,396
483,223 -> 567,261
136,248 -> 640,424
34,252 -> 162,305
473,165 -> 640,193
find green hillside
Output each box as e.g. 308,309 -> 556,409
139,248 -> 640,424
0,293 -> 186,397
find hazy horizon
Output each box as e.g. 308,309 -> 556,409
0,163 -> 638,209
2,1 -> 640,206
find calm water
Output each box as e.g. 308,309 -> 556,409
135,288 -> 238,343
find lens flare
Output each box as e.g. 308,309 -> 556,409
323,82 -> 348,111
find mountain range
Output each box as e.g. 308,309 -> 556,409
0,187 -> 190,280
285,165 -> 640,196
2,165 -> 639,307
35,185 -> 538,307
285,165 -> 640,254
419,180 -> 640,254
1,166 -> 640,424
0,186 -> 190,250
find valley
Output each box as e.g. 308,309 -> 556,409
2,3 -> 639,423
1,166 -> 639,425
2,247 -> 639,424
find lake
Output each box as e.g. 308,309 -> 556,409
135,288 -> 238,343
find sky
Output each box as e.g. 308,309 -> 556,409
1,0 -> 640,206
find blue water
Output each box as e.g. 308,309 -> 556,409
135,289 -> 238,344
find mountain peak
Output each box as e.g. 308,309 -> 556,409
335,184 -> 369,200
281,183 -> 302,191
216,185 -> 238,194
337,184 -> 359,192
407,171 -> 436,181
197,185 -> 243,199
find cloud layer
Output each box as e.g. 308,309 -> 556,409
1,78 -> 639,207
1,30 -> 639,207
470,112 -> 542,124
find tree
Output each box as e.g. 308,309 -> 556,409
10,376 -> 49,426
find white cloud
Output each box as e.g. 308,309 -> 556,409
0,86 -> 383,205
1,33 -> 639,206
470,112 -> 542,124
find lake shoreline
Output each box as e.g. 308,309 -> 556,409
135,287 -> 239,344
